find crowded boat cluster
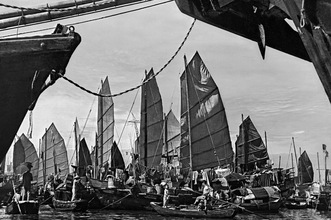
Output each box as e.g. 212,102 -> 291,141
0,51 -> 330,219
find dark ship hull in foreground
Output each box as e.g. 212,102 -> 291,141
175,0 -> 331,104
0,24 -> 81,162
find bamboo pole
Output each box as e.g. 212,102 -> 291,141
317,152 -> 321,183
278,155 -> 281,169
183,55 -> 193,188
0,0 -> 105,20
0,0 -> 146,29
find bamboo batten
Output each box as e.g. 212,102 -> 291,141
0,0 -> 105,20
0,0 -> 147,29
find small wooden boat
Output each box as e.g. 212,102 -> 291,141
52,198 -> 88,212
5,200 -> 39,214
285,197 -> 308,209
150,202 -> 237,219
232,186 -> 282,212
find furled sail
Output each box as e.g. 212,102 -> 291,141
162,110 -> 180,164
139,69 -> 164,169
37,123 -> 69,186
180,52 -> 234,173
96,77 -> 114,174
13,134 -> 39,181
236,116 -> 269,171
110,141 -> 125,170
298,150 -> 314,184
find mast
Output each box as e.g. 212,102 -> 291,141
94,132 -> 98,179
183,55 -> 193,176
99,80 -> 104,172
163,113 -> 168,165
317,152 -> 321,183
235,135 -> 238,173
292,137 -> 298,175
264,131 -> 267,151
43,128 -> 47,187
143,70 -> 148,169
291,153 -> 294,177
242,114 -> 249,172
74,119 -> 80,168
278,156 -> 281,169
325,145 -> 328,185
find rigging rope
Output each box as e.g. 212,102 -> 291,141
57,18 -> 196,98
0,0 -> 174,34
0,0 -> 151,13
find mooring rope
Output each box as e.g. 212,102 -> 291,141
57,18 -> 196,98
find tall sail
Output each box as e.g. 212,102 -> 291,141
139,69 -> 164,169
37,123 -> 69,186
78,138 -> 92,176
96,77 -> 114,174
13,134 -> 39,181
298,151 -> 314,184
110,141 -> 125,170
180,52 -> 234,173
236,116 -> 269,172
162,110 -> 180,164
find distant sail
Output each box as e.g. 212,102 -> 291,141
110,141 -> 125,170
162,110 -> 180,164
96,77 -> 114,171
78,138 -> 92,176
180,52 -> 234,172
298,150 -> 314,184
13,134 -> 39,180
37,123 -> 69,186
236,116 -> 269,171
139,69 -> 164,168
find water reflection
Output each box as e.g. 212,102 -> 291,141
0,206 -> 330,220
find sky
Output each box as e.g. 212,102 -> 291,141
1,0 -> 331,180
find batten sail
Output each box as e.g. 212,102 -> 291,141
96,77 -> 114,175
139,69 -> 164,169
298,150 -> 314,184
180,52 -> 234,173
236,116 -> 269,171
37,123 -> 69,186
110,141 -> 125,170
162,110 -> 180,164
78,138 -> 92,176
13,134 -> 39,181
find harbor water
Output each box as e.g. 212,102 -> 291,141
0,206 -> 330,220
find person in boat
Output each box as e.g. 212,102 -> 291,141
71,174 -> 83,201
194,180 -> 212,210
213,174 -> 229,201
21,162 -> 33,201
162,182 -> 170,208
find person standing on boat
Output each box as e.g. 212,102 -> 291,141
162,182 -> 170,208
71,175 -> 82,201
21,162 -> 33,201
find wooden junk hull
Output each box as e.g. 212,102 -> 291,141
5,200 -> 39,214
150,202 -> 237,219
285,197 -> 308,209
0,25 -> 81,162
95,188 -> 162,211
240,200 -> 282,213
52,198 -> 88,212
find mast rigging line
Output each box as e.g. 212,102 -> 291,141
0,0 -> 173,35
57,18 -> 196,98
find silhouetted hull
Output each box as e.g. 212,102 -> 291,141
150,202 -> 237,219
0,25 -> 81,162
6,200 -> 39,214
52,198 -> 88,212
